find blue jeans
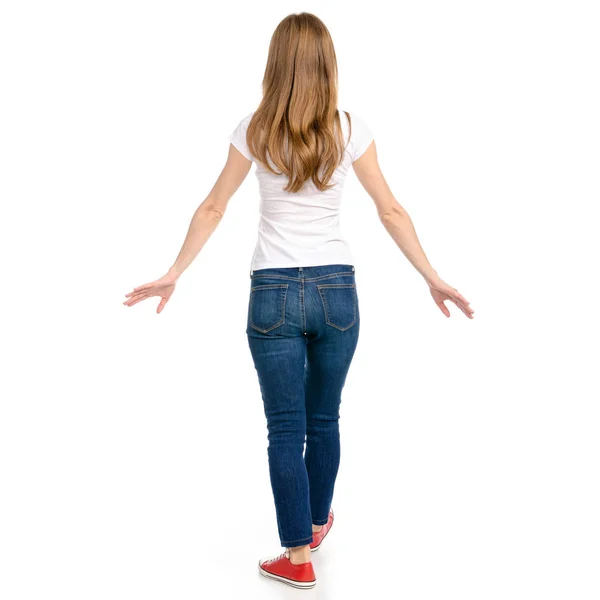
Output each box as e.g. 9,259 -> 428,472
246,264 -> 360,548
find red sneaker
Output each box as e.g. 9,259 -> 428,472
310,509 -> 334,552
258,549 -> 316,589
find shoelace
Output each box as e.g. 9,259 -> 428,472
264,548 -> 290,564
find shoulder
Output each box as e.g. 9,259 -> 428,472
341,110 -> 369,129
237,110 -> 256,128
228,110 -> 257,162
229,111 -> 256,136
339,110 -> 372,136
339,109 -> 374,161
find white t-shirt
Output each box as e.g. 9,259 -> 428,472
228,110 -> 374,273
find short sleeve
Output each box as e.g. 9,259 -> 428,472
228,112 -> 254,162
348,112 -> 374,162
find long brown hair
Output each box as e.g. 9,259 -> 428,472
246,12 -> 351,193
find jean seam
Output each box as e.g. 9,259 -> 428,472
251,271 -> 354,283
251,283 -> 289,291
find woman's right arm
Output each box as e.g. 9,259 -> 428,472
352,141 -> 474,319
123,143 -> 252,313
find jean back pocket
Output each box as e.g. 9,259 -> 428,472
317,283 -> 357,331
249,283 -> 289,333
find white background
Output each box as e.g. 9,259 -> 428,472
1,1 -> 599,599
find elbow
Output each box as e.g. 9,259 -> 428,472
200,203 -> 225,221
209,208 -> 224,221
379,204 -> 407,224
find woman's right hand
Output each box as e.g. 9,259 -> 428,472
123,272 -> 178,314
427,277 -> 474,319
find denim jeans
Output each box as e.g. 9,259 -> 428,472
246,263 -> 360,548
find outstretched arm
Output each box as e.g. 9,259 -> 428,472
167,145 -> 251,280
352,141 -> 474,319
123,144 -> 252,313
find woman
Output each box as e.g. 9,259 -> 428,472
123,11 -> 474,590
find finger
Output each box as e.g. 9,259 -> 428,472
452,298 -> 474,319
460,300 -> 474,315
460,305 -> 474,319
454,299 -> 474,315
123,294 -> 150,307
123,291 -> 150,303
125,289 -> 150,298
156,297 -> 168,314
133,283 -> 153,292
123,295 -> 148,307
454,290 -> 470,305
448,293 -> 473,312
436,300 -> 450,317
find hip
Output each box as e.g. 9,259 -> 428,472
246,264 -> 359,336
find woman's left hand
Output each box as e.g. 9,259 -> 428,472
428,277 -> 474,319
123,272 -> 178,314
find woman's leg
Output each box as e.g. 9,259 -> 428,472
247,333 -> 314,554
304,274 -> 360,526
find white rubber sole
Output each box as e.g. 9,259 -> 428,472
258,563 -> 316,589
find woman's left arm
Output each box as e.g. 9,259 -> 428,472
123,144 -> 252,313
